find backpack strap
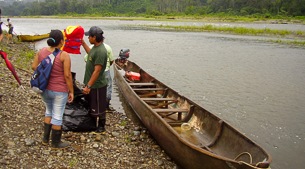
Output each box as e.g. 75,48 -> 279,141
49,48 -> 61,64
53,48 -> 61,56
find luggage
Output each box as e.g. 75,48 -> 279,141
62,104 -> 97,132
62,72 -> 96,132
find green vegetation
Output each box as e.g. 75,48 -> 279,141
124,134 -> 132,143
0,36 -> 36,70
1,1 -> 304,47
16,49 -> 35,68
269,39 -> 305,46
68,158 -> 79,168
135,24 -> 305,46
143,24 -> 305,37
120,120 -> 128,127
1,0 -> 305,23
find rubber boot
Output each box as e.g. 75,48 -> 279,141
42,123 -> 52,145
51,129 -> 70,149
96,118 -> 106,133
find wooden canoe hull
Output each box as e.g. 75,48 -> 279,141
17,33 -> 49,42
113,60 -> 272,169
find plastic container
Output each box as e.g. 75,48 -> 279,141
125,71 -> 140,81
181,123 -> 191,131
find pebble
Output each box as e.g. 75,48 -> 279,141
0,41 -> 177,168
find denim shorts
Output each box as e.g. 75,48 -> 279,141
41,89 -> 68,126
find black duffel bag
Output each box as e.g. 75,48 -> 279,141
62,72 -> 97,132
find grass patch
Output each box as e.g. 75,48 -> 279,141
120,120 -> 128,127
15,47 -> 35,69
68,158 -> 78,168
268,39 -> 305,46
149,24 -> 304,37
132,24 -> 305,47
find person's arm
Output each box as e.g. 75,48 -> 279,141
62,51 -> 74,103
31,51 -> 40,70
88,64 -> 102,86
108,46 -> 115,66
81,39 -> 90,54
82,64 -> 102,94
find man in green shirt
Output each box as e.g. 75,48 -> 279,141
83,42 -> 114,111
82,26 -> 108,133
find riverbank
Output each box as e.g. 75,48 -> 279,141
7,14 -> 305,24
0,41 -> 177,168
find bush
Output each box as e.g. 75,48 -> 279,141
148,10 -> 163,16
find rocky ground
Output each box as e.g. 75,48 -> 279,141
0,39 -> 177,168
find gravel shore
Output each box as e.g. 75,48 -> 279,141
0,41 -> 177,168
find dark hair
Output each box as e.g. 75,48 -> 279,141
47,29 -> 63,47
94,34 -> 104,43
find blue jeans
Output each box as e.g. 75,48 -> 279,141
105,70 -> 112,101
41,89 -> 68,126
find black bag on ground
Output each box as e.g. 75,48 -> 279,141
62,105 -> 97,132
62,72 -> 97,132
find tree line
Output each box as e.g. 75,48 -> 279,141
1,0 -> 305,18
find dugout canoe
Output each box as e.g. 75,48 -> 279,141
17,33 -> 49,42
113,59 -> 272,169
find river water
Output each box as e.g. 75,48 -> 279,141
10,18 -> 305,169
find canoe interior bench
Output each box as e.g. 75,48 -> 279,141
141,98 -> 176,101
153,108 -> 189,121
129,82 -> 156,86
133,88 -> 165,91
142,98 -> 178,108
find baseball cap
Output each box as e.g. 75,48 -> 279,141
85,26 -> 103,36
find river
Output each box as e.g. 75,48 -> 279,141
9,18 -> 305,169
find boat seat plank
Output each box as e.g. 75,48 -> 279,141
138,91 -> 164,98
153,109 -> 188,113
133,88 -> 165,91
152,100 -> 178,109
141,98 -> 176,101
161,114 -> 179,121
160,112 -> 177,118
129,83 -> 155,86
168,122 -> 184,127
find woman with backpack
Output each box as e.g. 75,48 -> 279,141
31,29 -> 74,149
